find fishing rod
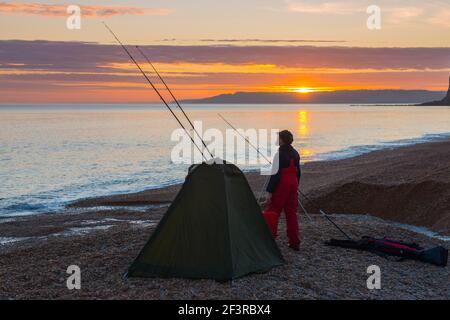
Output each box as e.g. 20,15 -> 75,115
218,113 -> 272,164
135,45 -> 214,159
298,191 -> 352,240
102,23 -> 207,161
218,113 -> 272,203
218,113 -> 352,240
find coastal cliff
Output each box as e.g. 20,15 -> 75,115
420,77 -> 450,106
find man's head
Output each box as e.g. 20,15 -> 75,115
279,130 -> 294,146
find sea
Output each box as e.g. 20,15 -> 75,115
1,103 -> 449,217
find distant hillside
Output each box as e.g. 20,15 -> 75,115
182,90 -> 445,104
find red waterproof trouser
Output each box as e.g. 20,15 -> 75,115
266,159 -> 300,246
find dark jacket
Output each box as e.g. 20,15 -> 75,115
266,144 -> 301,193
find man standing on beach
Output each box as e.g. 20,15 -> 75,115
265,130 -> 301,251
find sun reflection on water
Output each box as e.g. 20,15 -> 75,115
298,110 -> 309,137
296,110 -> 316,161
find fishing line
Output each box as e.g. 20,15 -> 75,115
218,113 -> 352,239
103,22 -> 207,161
298,192 -> 352,240
135,45 -> 214,159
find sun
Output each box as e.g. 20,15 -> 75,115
294,87 -> 315,94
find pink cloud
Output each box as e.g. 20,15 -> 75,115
0,2 -> 171,17
2,40 -> 450,71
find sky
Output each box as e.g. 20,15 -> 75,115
1,0 -> 450,103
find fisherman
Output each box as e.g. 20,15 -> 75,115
266,130 -> 301,251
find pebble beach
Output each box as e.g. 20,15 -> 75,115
1,139 -> 449,299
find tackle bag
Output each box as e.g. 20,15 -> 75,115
325,236 -> 448,267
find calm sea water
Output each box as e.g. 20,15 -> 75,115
1,104 -> 449,217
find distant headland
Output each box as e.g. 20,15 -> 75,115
182,89 -> 446,105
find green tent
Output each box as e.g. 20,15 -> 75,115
127,161 -> 284,281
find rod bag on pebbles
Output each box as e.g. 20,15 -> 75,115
326,236 -> 448,267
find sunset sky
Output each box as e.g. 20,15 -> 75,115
1,0 -> 450,103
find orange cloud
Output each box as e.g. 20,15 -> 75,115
0,2 -> 171,17
1,40 -> 450,103
102,62 -> 450,76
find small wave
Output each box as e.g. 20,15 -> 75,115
0,237 -> 30,246
315,132 -> 450,162
381,132 -> 450,146
52,225 -> 114,237
392,223 -> 450,242
334,214 -> 449,242
3,203 -> 46,211
2,131 -> 449,218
